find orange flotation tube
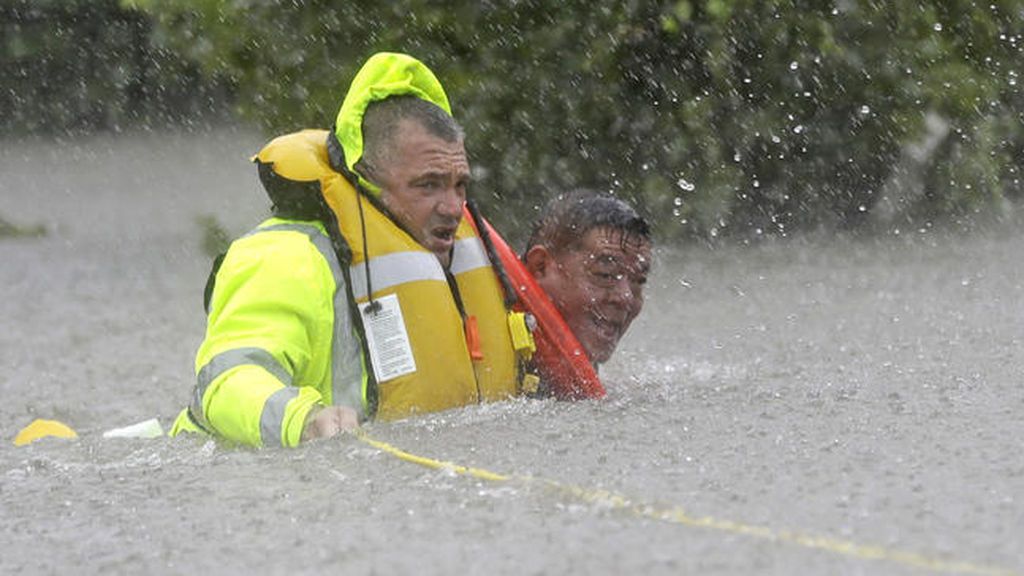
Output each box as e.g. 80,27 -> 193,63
464,206 -> 605,400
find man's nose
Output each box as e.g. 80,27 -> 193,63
606,274 -> 637,307
437,187 -> 464,218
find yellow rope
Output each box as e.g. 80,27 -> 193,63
355,430 -> 1019,576
356,431 -> 509,482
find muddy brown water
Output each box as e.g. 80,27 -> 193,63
1,129 -> 1022,575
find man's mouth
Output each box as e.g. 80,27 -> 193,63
430,226 -> 456,246
591,313 -> 623,343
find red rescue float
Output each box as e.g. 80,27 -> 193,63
464,206 -> 605,400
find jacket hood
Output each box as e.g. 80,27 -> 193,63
334,52 -> 452,195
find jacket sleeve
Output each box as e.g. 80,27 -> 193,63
191,225 -> 336,447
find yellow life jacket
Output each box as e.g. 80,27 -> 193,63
260,129 -> 521,419
329,178 -> 519,418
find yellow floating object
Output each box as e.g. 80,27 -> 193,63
13,419 -> 78,446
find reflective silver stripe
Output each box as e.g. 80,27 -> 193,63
192,347 -> 293,418
316,236 -> 367,421
349,238 -> 490,300
243,222 -> 329,240
449,237 -> 491,275
260,386 -> 299,447
255,222 -> 367,419
189,346 -> 293,434
349,250 -> 445,300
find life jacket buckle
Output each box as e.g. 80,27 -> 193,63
507,311 -> 536,360
519,373 -> 540,395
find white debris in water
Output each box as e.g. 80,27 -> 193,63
103,418 -> 164,439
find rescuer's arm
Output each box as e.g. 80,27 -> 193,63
191,226 -> 335,448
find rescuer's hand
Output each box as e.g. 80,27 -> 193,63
301,405 -> 359,442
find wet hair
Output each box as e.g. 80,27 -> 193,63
525,189 -> 651,256
358,95 -> 464,179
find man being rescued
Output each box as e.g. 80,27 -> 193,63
170,52 -> 651,447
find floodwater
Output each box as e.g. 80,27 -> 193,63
1,129 -> 1021,576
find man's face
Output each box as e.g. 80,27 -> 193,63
374,120 -> 470,268
527,227 -> 651,365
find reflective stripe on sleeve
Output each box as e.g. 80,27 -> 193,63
260,386 -> 300,447
193,347 -> 293,411
190,346 -> 294,432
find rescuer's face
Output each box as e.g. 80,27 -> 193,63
375,120 -> 469,268
526,227 -> 651,365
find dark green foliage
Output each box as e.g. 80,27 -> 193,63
7,1 -> 1023,240
129,0 -> 1024,240
196,213 -> 231,258
1,0 -> 229,133
0,213 -> 46,238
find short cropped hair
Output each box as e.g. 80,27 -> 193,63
358,95 -> 464,178
525,189 -> 651,256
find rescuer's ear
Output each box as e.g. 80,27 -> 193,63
524,244 -> 554,279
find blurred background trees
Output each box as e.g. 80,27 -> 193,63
4,0 -> 1022,241
1,0 -> 231,133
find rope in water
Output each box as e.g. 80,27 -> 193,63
356,431 -> 1018,576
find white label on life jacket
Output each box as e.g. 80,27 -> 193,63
360,294 -> 417,383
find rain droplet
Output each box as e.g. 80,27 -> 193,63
676,178 -> 695,192
933,22 -> 943,31
673,196 -> 684,206
789,61 -> 799,71
793,125 -> 804,134
860,105 -> 871,115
